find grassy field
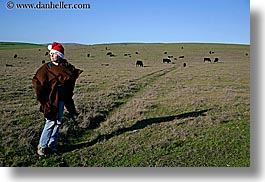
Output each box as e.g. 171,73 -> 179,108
0,42 -> 250,167
0,42 -> 44,50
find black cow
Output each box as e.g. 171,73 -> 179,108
87,53 -> 90,57
163,58 -> 171,63
42,60 -> 45,64
106,52 -> 112,56
214,58 -> 219,63
106,52 -> 115,57
204,57 -> 211,62
45,52 -> 49,56
136,60 -> 144,67
179,55 -> 184,59
101,63 -> 109,66
14,54 -> 18,58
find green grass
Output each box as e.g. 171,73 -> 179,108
0,42 -> 250,167
0,42 -> 44,50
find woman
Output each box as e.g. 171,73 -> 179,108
32,42 -> 82,156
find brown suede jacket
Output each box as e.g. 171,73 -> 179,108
32,59 -> 83,120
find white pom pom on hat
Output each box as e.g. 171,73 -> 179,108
48,44 -> 52,51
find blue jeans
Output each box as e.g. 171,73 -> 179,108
39,101 -> 64,149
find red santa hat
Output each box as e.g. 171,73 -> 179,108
48,42 -> 64,58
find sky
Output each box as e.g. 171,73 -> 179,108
0,0 -> 250,45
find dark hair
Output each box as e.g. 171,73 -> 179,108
57,57 -> 65,63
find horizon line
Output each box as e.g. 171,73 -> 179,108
0,41 -> 250,46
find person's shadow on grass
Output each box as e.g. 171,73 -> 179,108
60,109 -> 210,153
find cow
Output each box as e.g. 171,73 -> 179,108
204,57 -> 211,62
183,63 -> 187,67
168,55 -> 173,58
163,58 -> 171,63
164,51 -> 167,54
214,58 -> 219,63
106,52 -> 115,57
179,55 -> 184,59
101,63 -> 109,66
14,54 -> 18,58
45,52 -> 49,56
87,53 -> 90,57
136,60 -> 144,67
106,52 -> 112,56
6,64 -> 13,67
42,60 -> 45,64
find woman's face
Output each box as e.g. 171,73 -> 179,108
50,52 -> 59,62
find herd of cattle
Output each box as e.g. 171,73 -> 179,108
9,46 -> 249,68
134,49 -> 219,68
10,49 -> 219,68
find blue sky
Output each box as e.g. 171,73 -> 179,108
0,0 -> 250,45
